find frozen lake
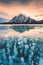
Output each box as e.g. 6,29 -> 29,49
0,24 -> 43,65
0,24 -> 43,38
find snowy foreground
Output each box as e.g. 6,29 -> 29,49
0,37 -> 43,65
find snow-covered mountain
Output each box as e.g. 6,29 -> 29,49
38,20 -> 43,24
9,14 -> 37,24
0,14 -> 43,24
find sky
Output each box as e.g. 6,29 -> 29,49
0,0 -> 43,22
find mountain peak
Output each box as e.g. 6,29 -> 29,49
18,14 -> 27,18
18,14 -> 24,16
8,14 -> 43,24
9,14 -> 29,24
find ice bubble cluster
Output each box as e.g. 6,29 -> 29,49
0,37 -> 43,65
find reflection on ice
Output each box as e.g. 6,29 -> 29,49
11,26 -> 34,33
0,27 -> 43,38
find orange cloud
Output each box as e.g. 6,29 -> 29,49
0,3 -> 43,21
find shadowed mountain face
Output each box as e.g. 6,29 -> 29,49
38,20 -> 43,24
9,14 -> 43,24
0,14 -> 43,24
9,14 -> 37,24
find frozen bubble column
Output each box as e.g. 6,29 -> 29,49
0,37 -> 41,65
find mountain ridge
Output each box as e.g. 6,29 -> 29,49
0,14 -> 43,24
9,14 -> 37,24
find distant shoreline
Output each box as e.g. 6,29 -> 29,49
0,24 -> 43,27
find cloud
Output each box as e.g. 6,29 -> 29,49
0,0 -> 43,7
0,0 -> 30,5
0,11 -> 8,16
18,0 -> 30,4
0,17 -> 8,23
35,14 -> 43,17
0,0 -> 43,21
33,0 -> 43,7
